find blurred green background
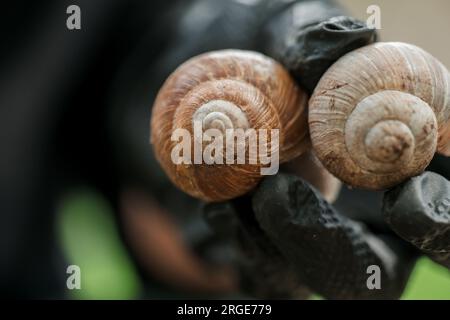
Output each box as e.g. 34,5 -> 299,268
58,189 -> 450,300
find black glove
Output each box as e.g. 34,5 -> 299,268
204,199 -> 310,299
261,1 -> 377,92
205,174 -> 417,299
383,171 -> 450,269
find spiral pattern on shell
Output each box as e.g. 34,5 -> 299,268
309,42 -> 450,190
151,50 -> 309,201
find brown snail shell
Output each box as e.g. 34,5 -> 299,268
309,42 -> 450,190
150,50 -> 309,202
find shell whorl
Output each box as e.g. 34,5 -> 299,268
192,100 -> 250,134
151,50 -> 309,201
309,42 -> 450,190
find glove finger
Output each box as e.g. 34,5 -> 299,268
264,10 -> 377,92
203,200 -> 310,299
252,174 -> 416,299
383,171 -> 450,268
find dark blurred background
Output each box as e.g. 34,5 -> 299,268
0,0 -> 449,299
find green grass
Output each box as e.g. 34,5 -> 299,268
57,189 -> 141,299
402,257 -> 450,299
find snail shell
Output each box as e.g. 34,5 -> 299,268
309,42 -> 450,190
150,50 -> 309,202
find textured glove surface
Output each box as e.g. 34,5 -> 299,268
262,2 -> 377,92
204,174 -> 418,299
383,172 -> 450,268
253,174 -> 416,299
204,200 -> 310,299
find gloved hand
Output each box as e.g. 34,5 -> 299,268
187,0 -> 394,299
198,0 -> 448,299
204,173 -> 419,299
204,198 -> 311,299
204,167 -> 450,299
383,171 -> 450,269
261,1 -> 377,92
111,0 -> 438,300
197,0 -> 388,299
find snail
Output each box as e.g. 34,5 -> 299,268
150,50 -> 309,202
309,42 -> 450,190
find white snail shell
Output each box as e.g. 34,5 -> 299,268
309,42 -> 450,190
